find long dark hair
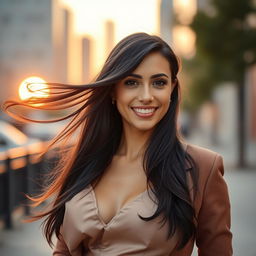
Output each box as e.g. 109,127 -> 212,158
3,32 -> 198,249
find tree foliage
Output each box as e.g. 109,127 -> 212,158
183,0 -> 256,110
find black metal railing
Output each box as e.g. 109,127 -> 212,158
0,142 -> 47,229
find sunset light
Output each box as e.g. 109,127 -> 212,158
19,76 -> 49,101
173,0 -> 197,24
60,0 -> 160,81
61,0 -> 159,37
173,25 -> 196,58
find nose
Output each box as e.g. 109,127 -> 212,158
138,85 -> 154,103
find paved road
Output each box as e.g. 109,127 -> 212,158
0,167 -> 256,256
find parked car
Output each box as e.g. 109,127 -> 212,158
0,120 -> 41,152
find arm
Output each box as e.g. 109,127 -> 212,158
52,226 -> 71,256
196,154 -> 233,255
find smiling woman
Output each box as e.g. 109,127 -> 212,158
3,32 -> 232,256
113,52 -> 174,133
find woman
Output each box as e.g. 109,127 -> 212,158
4,32 -> 232,255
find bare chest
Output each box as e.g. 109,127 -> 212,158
92,157 -> 148,225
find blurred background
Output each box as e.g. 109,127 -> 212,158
0,0 -> 255,255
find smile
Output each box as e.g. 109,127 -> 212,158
131,107 -> 158,118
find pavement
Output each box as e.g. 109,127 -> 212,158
0,137 -> 256,256
0,217 -> 52,256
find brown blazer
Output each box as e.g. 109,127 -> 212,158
53,143 -> 232,255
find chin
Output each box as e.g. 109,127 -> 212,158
133,124 -> 156,132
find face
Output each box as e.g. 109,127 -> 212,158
113,51 -> 175,133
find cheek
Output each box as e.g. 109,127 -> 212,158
157,90 -> 172,105
164,94 -> 171,104
162,100 -> 171,115
158,91 -> 172,114
115,88 -> 134,105
115,91 -> 132,114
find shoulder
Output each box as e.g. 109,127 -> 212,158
186,143 -> 221,164
185,143 -> 224,176
184,146 -> 232,254
184,143 -> 226,211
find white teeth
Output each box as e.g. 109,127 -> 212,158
133,108 -> 156,114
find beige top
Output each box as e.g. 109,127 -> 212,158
53,144 -> 233,256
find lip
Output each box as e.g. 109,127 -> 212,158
131,106 -> 158,118
131,106 -> 158,109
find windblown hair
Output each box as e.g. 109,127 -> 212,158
3,32 -> 198,249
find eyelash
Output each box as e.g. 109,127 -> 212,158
124,80 -> 138,86
124,79 -> 168,87
153,80 -> 168,87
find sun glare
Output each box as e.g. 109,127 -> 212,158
173,25 -> 196,58
19,76 -> 49,101
173,0 -> 197,24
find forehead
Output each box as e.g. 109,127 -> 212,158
132,52 -> 171,76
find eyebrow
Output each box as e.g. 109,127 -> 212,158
128,73 -> 169,79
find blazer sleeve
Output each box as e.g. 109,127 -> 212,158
52,226 -> 71,256
196,154 -> 233,256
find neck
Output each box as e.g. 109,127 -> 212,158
116,124 -> 153,162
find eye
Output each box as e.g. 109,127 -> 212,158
153,79 -> 168,87
124,79 -> 138,87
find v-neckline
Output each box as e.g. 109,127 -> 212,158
89,184 -> 148,228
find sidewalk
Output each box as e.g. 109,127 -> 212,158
0,168 -> 255,256
0,216 -> 52,256
226,168 -> 256,256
